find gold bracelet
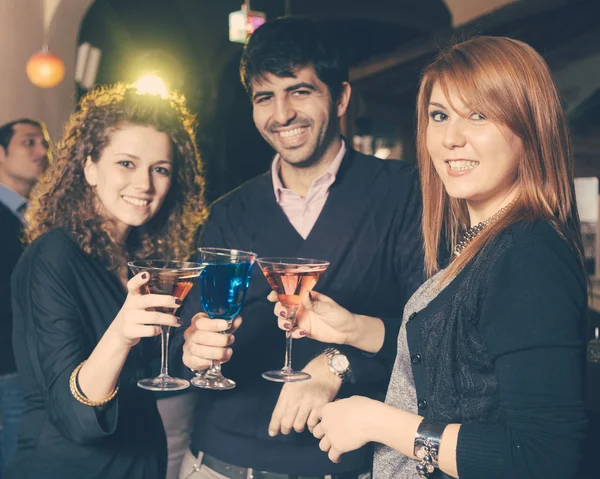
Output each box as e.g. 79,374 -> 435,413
69,360 -> 119,407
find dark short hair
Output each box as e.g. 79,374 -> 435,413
240,16 -> 348,100
0,119 -> 45,151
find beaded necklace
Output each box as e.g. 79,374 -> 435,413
453,199 -> 517,257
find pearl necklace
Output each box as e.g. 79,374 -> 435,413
453,200 -> 517,257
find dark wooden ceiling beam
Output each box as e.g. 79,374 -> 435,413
349,0 -> 597,84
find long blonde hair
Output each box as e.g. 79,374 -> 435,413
416,36 -> 584,278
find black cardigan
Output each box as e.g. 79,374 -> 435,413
8,229 -> 166,479
174,148 -> 425,475
404,221 -> 587,479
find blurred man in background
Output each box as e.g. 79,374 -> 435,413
0,119 -> 49,477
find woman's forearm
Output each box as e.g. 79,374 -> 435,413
368,402 -> 460,478
347,314 -> 386,353
77,326 -> 131,402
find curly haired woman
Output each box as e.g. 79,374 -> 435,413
6,84 -> 207,479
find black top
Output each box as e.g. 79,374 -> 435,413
7,229 -> 167,479
0,201 -> 24,375
174,148 -> 425,475
405,221 -> 587,479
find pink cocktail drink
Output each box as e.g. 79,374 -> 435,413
256,258 -> 330,382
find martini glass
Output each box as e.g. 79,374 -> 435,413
256,257 -> 330,382
191,247 -> 257,390
128,260 -> 203,391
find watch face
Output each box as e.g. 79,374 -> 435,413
331,354 -> 350,372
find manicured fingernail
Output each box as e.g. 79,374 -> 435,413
299,330 -> 308,336
283,322 -> 292,330
176,318 -> 183,325
226,348 -> 233,357
279,311 -> 286,318
268,430 -> 276,437
141,272 -> 148,279
175,298 -> 182,305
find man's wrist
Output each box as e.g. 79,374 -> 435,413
323,347 -> 353,384
305,354 -> 342,390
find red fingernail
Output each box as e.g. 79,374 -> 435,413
283,322 -> 292,330
141,273 -> 148,279
175,298 -> 182,305
299,330 -> 308,336
280,311 -> 287,318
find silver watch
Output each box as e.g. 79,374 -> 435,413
323,348 -> 352,383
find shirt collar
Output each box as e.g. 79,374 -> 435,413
272,139 -> 346,201
0,184 -> 27,221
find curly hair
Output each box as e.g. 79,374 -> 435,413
26,83 -> 208,270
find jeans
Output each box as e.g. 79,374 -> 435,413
156,392 -> 199,479
0,373 -> 23,479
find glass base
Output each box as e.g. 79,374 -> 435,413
262,369 -> 311,383
137,375 -> 190,391
191,373 -> 236,390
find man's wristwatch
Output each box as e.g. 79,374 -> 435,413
323,348 -> 352,384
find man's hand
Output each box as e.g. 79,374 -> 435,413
268,354 -> 341,436
182,312 -> 241,371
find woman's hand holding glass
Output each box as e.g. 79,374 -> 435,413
268,290 -> 385,354
182,312 -> 242,372
109,272 -> 182,348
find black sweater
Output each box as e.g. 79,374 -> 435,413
174,148 -> 425,475
8,229 -> 166,479
404,221 -> 587,479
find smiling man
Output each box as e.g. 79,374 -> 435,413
175,16 -> 424,479
0,119 -> 49,475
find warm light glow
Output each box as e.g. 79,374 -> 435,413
26,50 -> 65,88
133,74 -> 168,98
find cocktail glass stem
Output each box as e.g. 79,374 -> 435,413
207,362 -> 222,377
191,319 -> 236,389
204,321 -> 231,378
282,307 -> 298,372
157,325 -> 170,381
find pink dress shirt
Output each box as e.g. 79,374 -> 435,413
271,140 -> 346,239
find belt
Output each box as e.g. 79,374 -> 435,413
202,453 -> 370,479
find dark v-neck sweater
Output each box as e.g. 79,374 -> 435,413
175,148 -> 425,475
